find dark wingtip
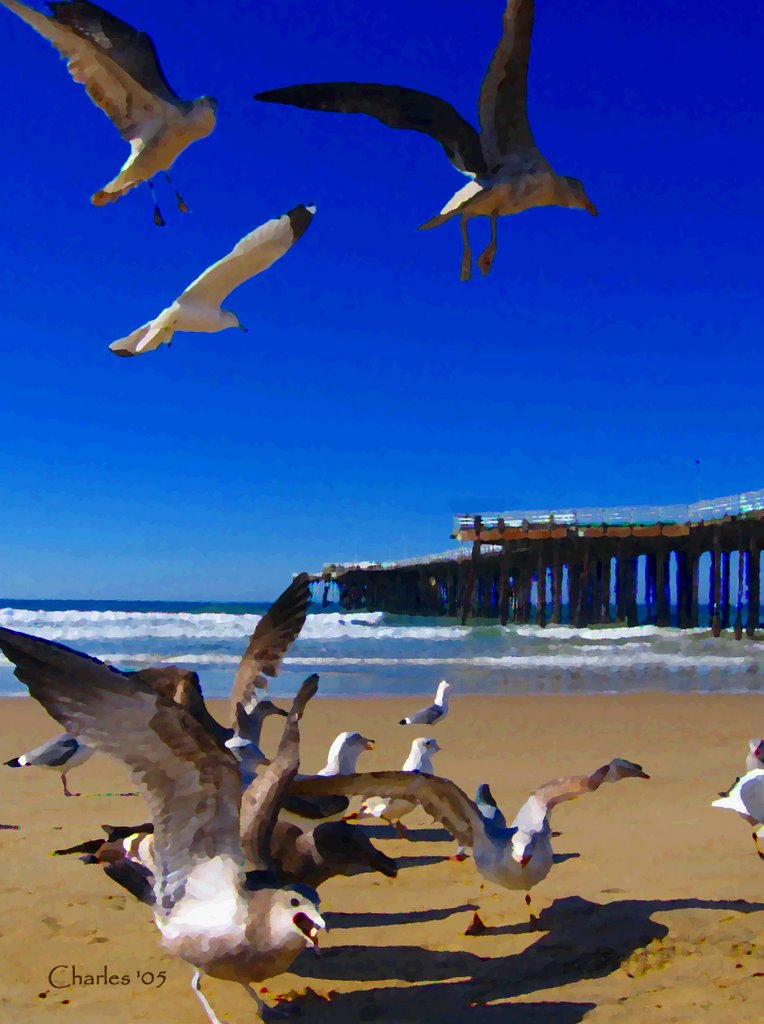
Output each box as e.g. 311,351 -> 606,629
287,205 -> 315,241
4,758 -> 21,768
109,348 -> 135,357
398,719 -> 407,725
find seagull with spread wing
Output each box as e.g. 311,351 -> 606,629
255,0 -> 597,281
0,625 -> 326,1024
109,204 -> 315,355
291,756 -> 648,932
0,0 -> 218,224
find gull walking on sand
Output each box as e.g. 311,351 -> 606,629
0,0 -> 218,223
4,732 -> 93,796
109,204 -> 316,356
281,731 -> 375,825
350,737 -> 443,837
0,625 -> 326,1024
291,756 -> 648,933
399,680 -> 450,726
255,0 -> 597,281
712,768 -> 764,860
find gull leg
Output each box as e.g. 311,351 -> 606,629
147,181 -> 166,227
477,213 -> 498,277
393,820 -> 409,840
165,172 -> 190,213
465,884 -> 488,934
450,843 -> 469,862
460,218 -> 472,282
191,972 -> 224,1024
61,773 -> 79,798
525,893 -> 538,929
752,830 -> 764,860
242,983 -> 290,1021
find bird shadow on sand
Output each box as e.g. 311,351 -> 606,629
355,824 -> 454,843
395,853 -> 451,871
292,894 -> 764,1020
324,904 -> 478,931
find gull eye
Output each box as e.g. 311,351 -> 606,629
290,897 -> 300,907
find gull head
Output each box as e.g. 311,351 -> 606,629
560,176 -> 598,216
435,680 -> 451,701
414,737 -> 441,756
603,758 -> 650,783
271,888 -> 326,949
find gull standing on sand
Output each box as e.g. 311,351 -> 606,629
255,0 -> 597,281
291,756 -> 649,932
352,737 -> 443,837
3,732 -> 93,797
0,0 -> 218,223
109,204 -> 316,356
0,626 -> 327,1024
398,680 -> 450,726
712,768 -> 764,860
281,731 -> 375,824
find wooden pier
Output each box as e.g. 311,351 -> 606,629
310,490 -> 764,637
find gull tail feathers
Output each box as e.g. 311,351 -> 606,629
419,180 -> 484,230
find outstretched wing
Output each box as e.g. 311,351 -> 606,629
290,770 -> 482,848
255,82 -> 487,178
239,674 -> 318,875
0,627 -> 243,915
0,0 -> 172,139
48,0 -> 184,104
181,206 -> 315,309
478,0 -> 536,167
230,574 -> 311,718
130,666 -> 231,748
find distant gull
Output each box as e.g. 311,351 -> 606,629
0,625 -> 326,1024
712,767 -> 764,860
254,0 -> 597,281
109,204 -> 315,355
291,756 -> 648,932
398,680 -> 450,726
4,732 -> 93,797
0,0 -> 218,224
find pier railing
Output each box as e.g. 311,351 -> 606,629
453,488 -> 764,535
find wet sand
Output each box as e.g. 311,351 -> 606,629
1,692 -> 763,1023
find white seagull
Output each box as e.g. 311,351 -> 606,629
291,756 -> 649,931
0,626 -> 326,1024
746,738 -> 764,773
109,204 -> 315,356
399,680 -> 450,726
254,0 -> 597,281
281,731 -> 375,825
712,768 -> 764,860
352,737 -> 443,837
0,0 -> 218,223
4,731 -> 93,796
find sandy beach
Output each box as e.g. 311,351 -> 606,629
1,691 -> 763,1024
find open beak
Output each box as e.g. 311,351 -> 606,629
293,911 -> 325,948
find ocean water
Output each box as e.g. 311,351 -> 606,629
0,600 -> 762,698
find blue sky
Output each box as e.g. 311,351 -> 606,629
0,0 -> 761,600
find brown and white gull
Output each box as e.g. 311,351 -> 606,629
254,0 -> 597,281
0,0 -> 218,223
109,204 -> 315,356
0,625 -> 326,1024
291,756 -> 648,932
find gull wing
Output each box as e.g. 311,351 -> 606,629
290,770 -> 482,848
239,674 -> 318,875
181,206 -> 315,309
0,0 -> 171,139
737,772 -> 764,822
0,626 -> 243,915
478,0 -> 536,168
230,573 -> 311,718
130,666 -> 231,749
48,0 -> 185,105
255,82 -> 487,178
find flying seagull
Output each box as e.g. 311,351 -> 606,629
254,0 -> 597,281
0,0 -> 218,224
4,732 -> 93,796
398,680 -> 450,726
712,768 -> 764,860
291,756 -> 648,932
0,625 -> 326,1024
109,204 -> 315,355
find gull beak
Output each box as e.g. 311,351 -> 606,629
293,911 -> 326,948
363,739 -> 375,751
238,324 -> 249,332
636,770 -> 650,779
520,855 -> 532,868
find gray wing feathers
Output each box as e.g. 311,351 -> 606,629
18,732 -> 81,766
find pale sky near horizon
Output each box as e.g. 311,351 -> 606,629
0,0 -> 761,600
